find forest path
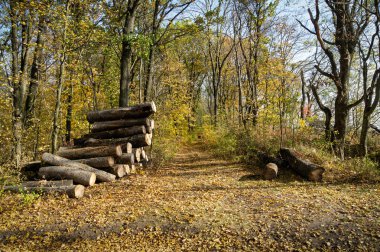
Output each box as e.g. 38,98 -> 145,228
0,143 -> 379,251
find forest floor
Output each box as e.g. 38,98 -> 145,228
0,143 -> 379,251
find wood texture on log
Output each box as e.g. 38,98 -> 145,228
82,125 -> 146,140
141,149 -> 146,159
263,163 -> 278,180
3,185 -> 85,199
150,119 -> 155,130
133,148 -> 142,162
280,148 -> 325,182
74,156 -> 115,168
87,102 -> 156,123
21,180 -> 73,187
117,153 -> 134,165
83,134 -> 151,148
124,164 -> 131,175
91,118 -> 150,133
130,164 -> 136,174
121,142 -> 132,153
42,153 -> 116,182
38,166 -> 96,186
57,145 -> 122,159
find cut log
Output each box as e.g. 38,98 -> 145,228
74,156 -> 115,168
91,118 -> 151,133
124,164 -> 131,175
263,163 -> 278,180
280,148 -> 325,182
57,145 -> 122,159
146,126 -> 152,134
133,148 -> 142,162
3,184 -> 85,199
81,125 -> 146,141
82,134 -> 151,148
21,180 -> 74,187
38,166 -> 96,186
94,165 -> 126,178
122,142 -> 132,153
42,153 -> 116,182
116,153 -> 134,165
150,119 -> 155,130
87,102 -> 156,123
130,164 -> 137,174
141,149 -> 146,160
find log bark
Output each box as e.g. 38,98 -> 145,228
91,118 -> 150,133
38,166 -> 96,186
280,148 -> 325,182
74,156 -> 115,168
263,163 -> 278,180
133,148 -> 142,162
21,180 -> 73,187
57,145 -> 122,159
82,125 -> 146,141
42,153 -> 116,182
87,102 -> 156,123
3,184 -> 85,199
82,134 -> 151,148
117,153 -> 134,165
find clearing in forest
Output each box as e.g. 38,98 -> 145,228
0,143 -> 379,251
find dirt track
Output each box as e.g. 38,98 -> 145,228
0,144 -> 379,251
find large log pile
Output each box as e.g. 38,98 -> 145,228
11,102 -> 156,199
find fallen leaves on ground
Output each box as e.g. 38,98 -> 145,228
0,143 -> 379,251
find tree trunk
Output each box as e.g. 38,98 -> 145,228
52,0 -> 70,153
82,125 -> 146,140
74,157 -> 115,168
65,81 -> 73,143
263,163 -> 278,180
42,153 -> 116,182
117,153 -> 135,165
119,0 -> 140,107
91,118 -> 151,132
57,145 -> 122,159
3,184 -> 85,199
38,166 -> 96,186
87,102 -> 156,123
82,134 -> 151,148
280,148 -> 325,182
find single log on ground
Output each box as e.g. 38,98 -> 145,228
21,180 -> 73,187
3,184 -> 85,199
122,142 -> 132,153
38,166 -> 96,186
81,125 -> 146,141
133,148 -> 142,162
75,156 -> 115,168
42,153 -> 116,182
280,148 -> 325,182
83,134 -> 151,148
91,118 -> 151,133
57,145 -> 122,159
87,102 -> 156,123
263,163 -> 278,180
117,153 -> 134,165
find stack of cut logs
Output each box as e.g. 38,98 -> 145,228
6,102 -> 156,199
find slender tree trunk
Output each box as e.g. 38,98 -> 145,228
52,0 -> 70,153
119,0 -> 139,107
144,45 -> 155,102
65,80 -> 73,144
300,70 -> 306,119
